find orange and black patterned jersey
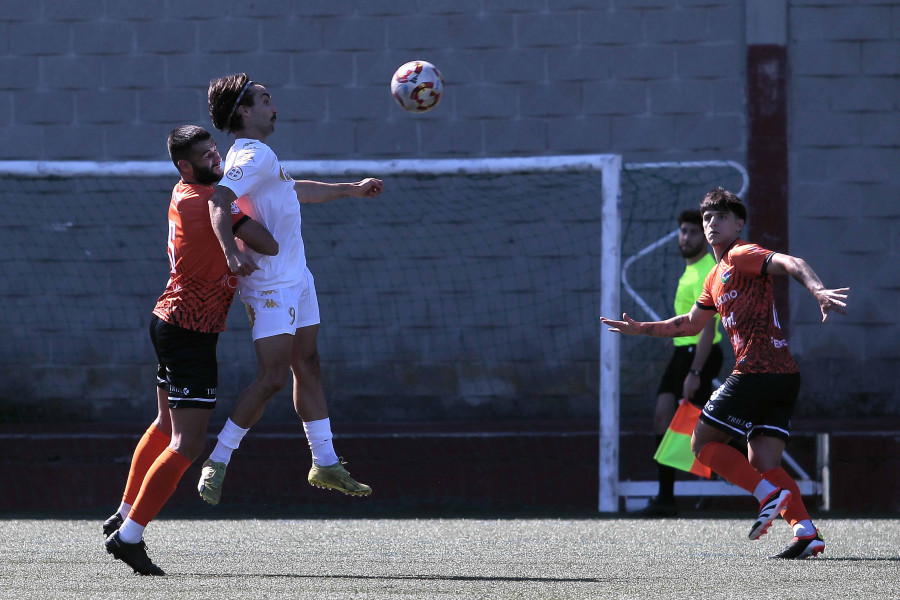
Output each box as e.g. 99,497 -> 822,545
152,180 -> 248,333
696,239 -> 799,375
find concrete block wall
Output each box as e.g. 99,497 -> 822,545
787,0 -> 900,416
0,1 -> 746,162
0,1 -> 897,422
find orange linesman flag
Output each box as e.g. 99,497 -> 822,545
653,399 -> 712,478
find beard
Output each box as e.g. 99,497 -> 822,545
680,243 -> 705,259
194,165 -> 224,186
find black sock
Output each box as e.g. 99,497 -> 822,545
656,434 -> 676,502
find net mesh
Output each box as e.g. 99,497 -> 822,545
0,161 -> 746,425
0,169 -> 608,425
617,162 -> 746,415
0,158 -> 750,513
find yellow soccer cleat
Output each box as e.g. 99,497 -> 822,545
197,459 -> 227,505
308,458 -> 372,496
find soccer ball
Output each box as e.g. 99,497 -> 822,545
390,60 -> 443,113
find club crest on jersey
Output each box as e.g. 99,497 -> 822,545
721,265 -> 734,284
279,165 -> 291,182
229,202 -> 241,214
226,166 -> 243,180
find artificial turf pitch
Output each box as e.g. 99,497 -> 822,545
2,517 -> 898,599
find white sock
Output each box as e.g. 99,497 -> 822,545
792,519 -> 816,538
117,517 -> 145,544
303,418 -> 339,467
116,501 -> 132,519
752,479 -> 778,503
209,419 -> 250,465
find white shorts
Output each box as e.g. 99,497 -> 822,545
240,268 -> 320,341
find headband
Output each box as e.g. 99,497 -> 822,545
227,80 -> 254,128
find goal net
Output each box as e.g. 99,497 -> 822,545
617,160 -> 748,410
0,155 -> 623,512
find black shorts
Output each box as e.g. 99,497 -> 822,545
699,373 -> 801,442
656,343 -> 724,406
149,315 -> 219,410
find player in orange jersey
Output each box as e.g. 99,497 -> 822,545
103,125 -> 278,575
602,187 -> 849,559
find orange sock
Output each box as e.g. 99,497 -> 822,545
697,441 -> 763,494
123,424 -> 171,504
763,466 -> 810,527
128,448 -> 191,527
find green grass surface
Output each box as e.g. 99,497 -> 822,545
2,518 -> 898,599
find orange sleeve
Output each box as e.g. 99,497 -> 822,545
696,267 -> 716,309
732,244 -> 772,277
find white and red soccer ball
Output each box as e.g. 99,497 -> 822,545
390,60 -> 443,113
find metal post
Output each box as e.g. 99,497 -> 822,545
816,432 -> 831,511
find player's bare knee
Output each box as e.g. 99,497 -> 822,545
170,433 -> 206,462
749,455 -> 781,472
292,351 -> 322,379
172,441 -> 203,463
258,370 -> 289,396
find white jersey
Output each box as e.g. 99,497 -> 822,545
220,138 -> 307,292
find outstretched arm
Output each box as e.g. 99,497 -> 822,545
767,253 -> 849,322
208,186 -> 259,276
294,178 -> 384,204
600,304 -> 714,338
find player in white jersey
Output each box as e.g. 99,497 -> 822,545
199,73 -> 383,504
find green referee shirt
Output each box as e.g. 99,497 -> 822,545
673,252 -> 722,347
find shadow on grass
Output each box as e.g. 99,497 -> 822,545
189,572 -> 625,583
818,557 -> 900,562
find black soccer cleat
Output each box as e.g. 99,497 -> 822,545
770,530 -> 826,559
102,512 -> 124,538
749,487 -> 791,540
105,531 -> 165,576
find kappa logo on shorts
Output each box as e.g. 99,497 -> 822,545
226,166 -> 243,180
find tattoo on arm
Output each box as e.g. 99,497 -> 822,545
791,258 -> 825,294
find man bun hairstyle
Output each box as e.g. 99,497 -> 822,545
167,125 -> 211,169
209,73 -> 254,134
700,187 -> 747,222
